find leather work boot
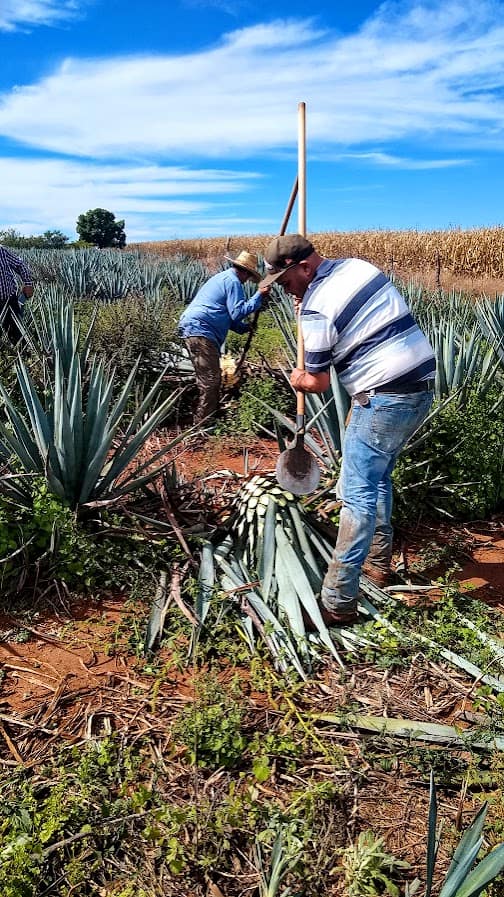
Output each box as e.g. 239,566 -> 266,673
361,562 -> 393,588
302,600 -> 358,632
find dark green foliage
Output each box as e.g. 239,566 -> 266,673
220,373 -> 293,435
394,389 -> 504,520
226,310 -> 287,365
0,722 -> 347,896
0,479 -> 176,594
76,208 -> 126,249
173,675 -> 247,768
38,230 -> 69,249
84,294 -> 183,381
424,594 -> 500,672
0,228 -> 69,249
0,738 -> 148,896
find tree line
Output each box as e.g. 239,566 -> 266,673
1,209 -> 126,250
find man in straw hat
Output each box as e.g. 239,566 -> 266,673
179,250 -> 270,429
261,234 -> 435,626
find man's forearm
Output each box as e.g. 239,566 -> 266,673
290,368 -> 330,393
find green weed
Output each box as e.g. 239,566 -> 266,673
342,830 -> 410,897
173,674 -> 247,769
219,373 -> 292,436
0,478 -> 181,602
225,310 -> 286,366
0,738 -> 151,896
395,388 -> 504,520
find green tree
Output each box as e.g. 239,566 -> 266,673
76,208 -> 126,249
0,228 -> 24,248
0,228 -> 69,249
40,229 -> 69,248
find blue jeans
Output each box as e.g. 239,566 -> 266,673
322,391 -> 433,614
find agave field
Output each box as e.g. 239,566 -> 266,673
0,243 -> 503,897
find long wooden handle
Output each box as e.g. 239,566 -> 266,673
296,101 -> 307,422
296,313 -> 305,419
298,101 -> 306,238
280,176 -> 299,237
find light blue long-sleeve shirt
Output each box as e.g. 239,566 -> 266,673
178,267 -> 262,347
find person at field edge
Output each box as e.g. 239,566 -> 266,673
260,234 -> 436,627
0,244 -> 34,344
178,250 -> 270,428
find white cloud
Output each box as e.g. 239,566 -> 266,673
1,2 -> 503,237
0,157 -> 264,240
313,151 -> 473,169
1,3 -> 504,157
0,0 -> 83,31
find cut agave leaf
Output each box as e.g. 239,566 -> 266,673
196,541 -> 215,625
313,712 -> 504,750
144,571 -> 170,653
425,771 -> 439,897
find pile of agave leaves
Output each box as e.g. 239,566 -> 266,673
196,475 -> 504,707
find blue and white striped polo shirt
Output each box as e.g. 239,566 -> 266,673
301,258 -> 435,396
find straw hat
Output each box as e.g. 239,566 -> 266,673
224,250 -> 261,281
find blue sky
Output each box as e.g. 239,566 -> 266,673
1,0 -> 504,242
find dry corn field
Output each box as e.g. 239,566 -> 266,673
130,226 -> 504,284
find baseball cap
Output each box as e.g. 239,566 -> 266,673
260,234 -> 315,287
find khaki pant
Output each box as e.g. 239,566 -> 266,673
185,336 -> 221,426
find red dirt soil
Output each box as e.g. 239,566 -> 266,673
0,597 -> 134,716
457,531 -> 504,607
0,437 -> 503,746
136,430 -> 504,605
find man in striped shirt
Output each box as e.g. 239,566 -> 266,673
261,235 -> 435,626
0,244 -> 34,343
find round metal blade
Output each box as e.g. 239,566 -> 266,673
275,444 -> 321,495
